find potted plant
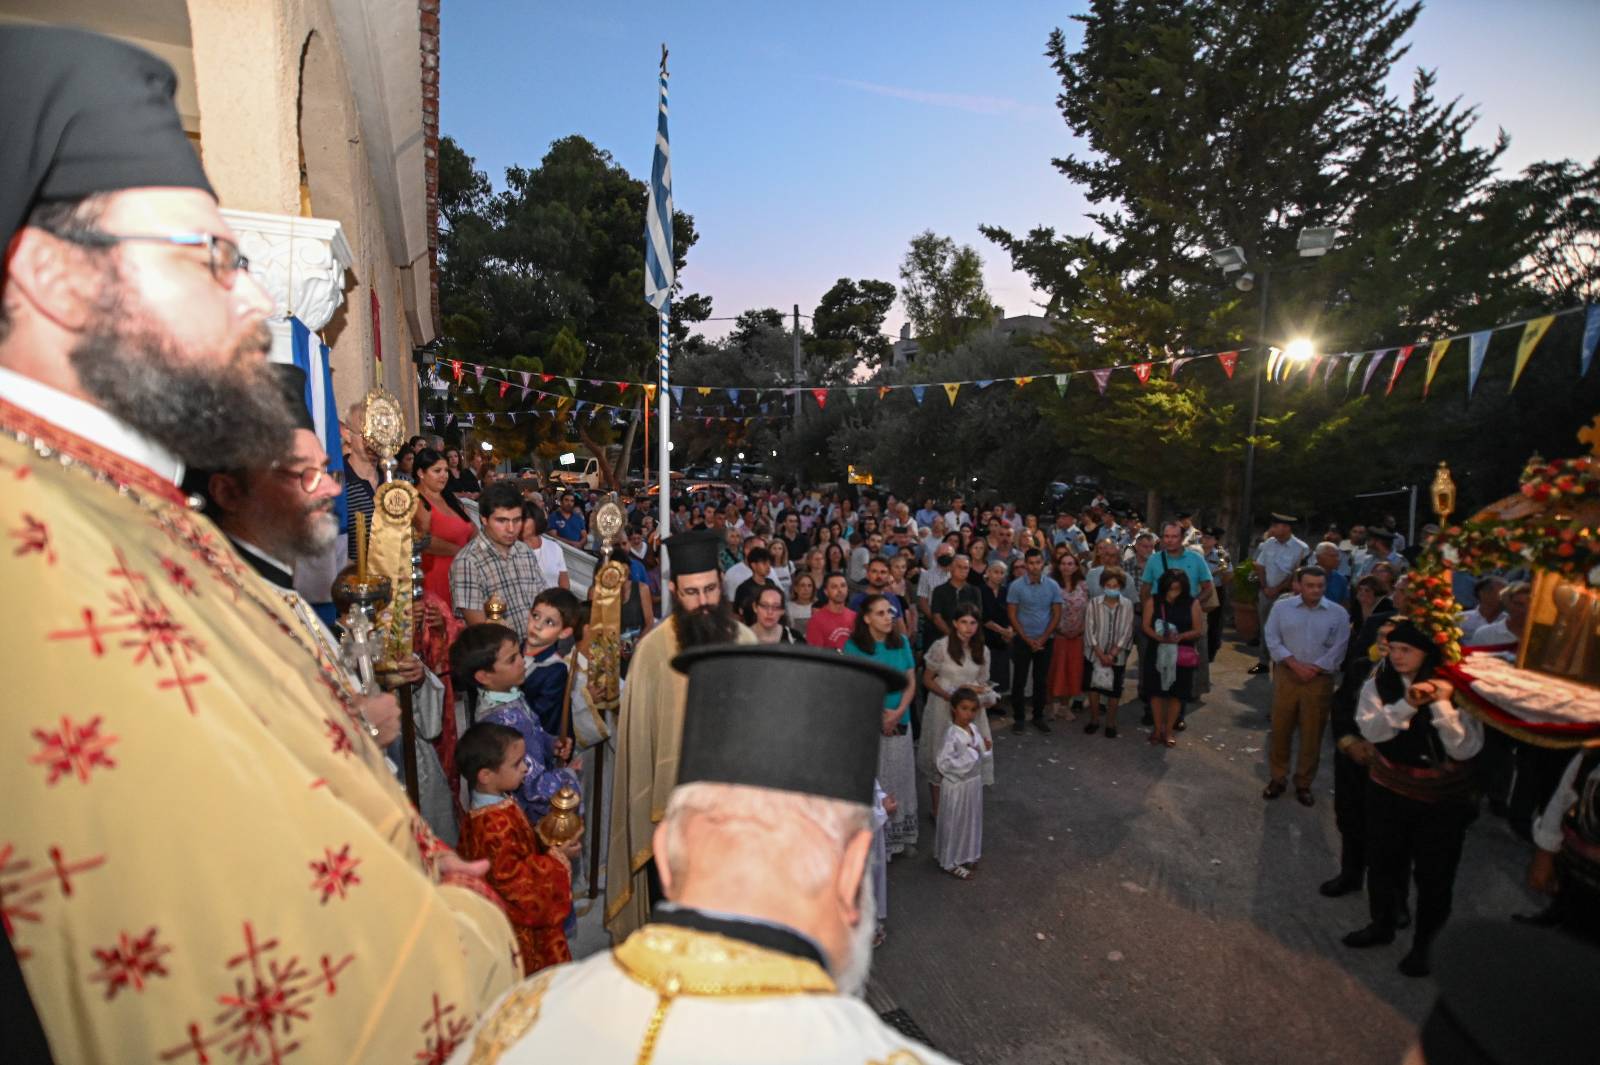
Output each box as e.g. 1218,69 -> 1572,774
1231,559 -> 1260,641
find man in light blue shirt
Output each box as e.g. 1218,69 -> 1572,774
1006,548 -> 1062,735
1141,522 -> 1215,605
1261,565 -> 1349,806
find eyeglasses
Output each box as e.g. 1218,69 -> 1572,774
42,228 -> 250,287
271,464 -> 341,493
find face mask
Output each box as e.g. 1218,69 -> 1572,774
1104,588 -> 1122,600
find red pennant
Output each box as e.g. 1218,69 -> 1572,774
450,359 -> 463,383
1307,354 -> 1324,382
498,381 -> 509,398
811,388 -> 829,410
1219,351 -> 1239,379
617,381 -> 630,393
1132,362 -> 1153,385
1385,344 -> 1415,396
541,373 -> 554,383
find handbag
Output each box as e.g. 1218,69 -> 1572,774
1176,644 -> 1199,668
1091,660 -> 1115,690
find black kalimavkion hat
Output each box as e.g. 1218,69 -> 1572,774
664,528 -> 723,576
671,644 -> 904,806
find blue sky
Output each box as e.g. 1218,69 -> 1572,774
442,1 -> 1600,340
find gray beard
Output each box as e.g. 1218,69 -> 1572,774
833,872 -> 877,998
67,281 -> 290,470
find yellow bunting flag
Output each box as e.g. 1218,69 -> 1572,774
1014,376 -> 1033,388
1422,339 -> 1451,397
943,382 -> 960,405
644,384 -> 658,401
878,386 -> 891,400
697,386 -> 712,396
1509,315 -> 1555,391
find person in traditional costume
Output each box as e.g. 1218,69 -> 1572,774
449,644 -> 963,1064
1342,620 -> 1483,977
450,623 -> 580,823
1523,748 -> 1600,945
934,688 -> 989,879
0,26 -> 517,1061
456,722 -> 580,975
604,529 -> 756,941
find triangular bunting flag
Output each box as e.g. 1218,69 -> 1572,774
1464,330 -> 1491,395
697,386 -> 712,396
1054,373 -> 1068,397
1169,358 -> 1190,380
847,389 -> 859,405
1582,305 -> 1600,377
508,413 -> 518,425
1510,315 -> 1556,391
450,359 -> 463,383
1218,351 -> 1238,379
1266,347 -> 1283,382
486,413 -> 496,425
519,371 -> 531,387
976,379 -> 994,390
497,381 -> 509,398
1324,354 -> 1340,385
473,364 -> 486,383
564,378 -> 577,393
878,386 -> 891,400
644,384 -> 657,401
812,388 -> 829,410
1092,368 -> 1111,395
703,417 -> 713,427
1306,354 -> 1324,382
1014,376 -> 1033,388
541,373 -> 554,383
588,379 -> 602,388
911,385 -> 926,405
1132,362 -> 1153,385
727,389 -> 740,404
445,413 -> 455,426
1385,345 -> 1415,396
1345,351 -> 1366,390
616,381 -> 630,393
671,386 -> 684,405
1423,340 -> 1451,397
1362,349 -> 1391,394
943,382 -> 960,405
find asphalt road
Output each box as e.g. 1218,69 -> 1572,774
868,639 -> 1536,1065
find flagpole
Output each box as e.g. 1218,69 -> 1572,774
645,43 -> 673,590
657,303 -> 671,560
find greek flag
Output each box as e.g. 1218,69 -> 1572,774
644,48 -> 673,312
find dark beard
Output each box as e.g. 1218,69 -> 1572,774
68,278 -> 291,470
672,598 -> 739,649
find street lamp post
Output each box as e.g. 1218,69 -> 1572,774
1210,227 -> 1336,558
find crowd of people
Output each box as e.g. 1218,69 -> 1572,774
3,24 -> 1591,1064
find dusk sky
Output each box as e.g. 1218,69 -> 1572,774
441,1 -> 1600,340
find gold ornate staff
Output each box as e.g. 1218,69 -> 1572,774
582,497 -> 627,898
361,387 -> 423,807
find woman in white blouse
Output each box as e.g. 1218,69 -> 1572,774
1342,619 -> 1483,978
918,604 -> 998,818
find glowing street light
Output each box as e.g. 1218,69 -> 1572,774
1282,338 -> 1315,364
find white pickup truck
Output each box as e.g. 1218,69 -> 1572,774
549,456 -> 602,490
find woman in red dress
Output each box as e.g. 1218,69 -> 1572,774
1048,552 -> 1089,719
413,448 -> 474,605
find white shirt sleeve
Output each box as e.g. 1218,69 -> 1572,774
1532,753 -> 1585,853
1427,699 -> 1483,760
1355,676 -> 1414,742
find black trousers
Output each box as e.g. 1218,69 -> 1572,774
1205,600 -> 1225,662
1010,637 -> 1051,723
988,643 -> 1012,694
1333,748 -> 1369,879
1365,782 -> 1471,950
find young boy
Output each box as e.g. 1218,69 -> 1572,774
523,587 -> 581,736
456,721 -> 579,975
449,622 -> 580,824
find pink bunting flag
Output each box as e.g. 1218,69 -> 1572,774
519,371 -> 531,387
1169,357 -> 1191,379
1092,368 -> 1112,395
1362,349 -> 1392,394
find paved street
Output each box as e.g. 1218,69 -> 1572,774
868,639 -> 1535,1065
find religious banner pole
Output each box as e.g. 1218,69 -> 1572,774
644,44 -> 674,583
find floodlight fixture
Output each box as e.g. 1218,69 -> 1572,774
1297,228 -> 1339,257
1209,245 -> 1248,275
1234,271 -> 1256,292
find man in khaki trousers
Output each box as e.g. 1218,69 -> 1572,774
1261,567 -> 1349,807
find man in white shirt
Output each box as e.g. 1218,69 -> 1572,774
943,496 -> 973,530
1456,576 -> 1506,642
1465,580 -> 1529,647
1249,512 -> 1311,674
722,534 -> 766,600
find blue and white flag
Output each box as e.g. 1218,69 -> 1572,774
644,48 -> 673,313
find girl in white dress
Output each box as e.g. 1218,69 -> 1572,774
935,688 -> 990,878
919,604 -> 998,817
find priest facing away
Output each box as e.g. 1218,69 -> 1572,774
454,644 -> 964,1065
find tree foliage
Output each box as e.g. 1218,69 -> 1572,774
811,278 -> 897,371
899,232 -> 997,355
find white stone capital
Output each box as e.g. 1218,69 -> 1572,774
220,208 -> 353,334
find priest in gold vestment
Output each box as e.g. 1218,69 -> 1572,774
0,26 -> 515,1062
454,645 -> 960,1064
604,529 -> 755,939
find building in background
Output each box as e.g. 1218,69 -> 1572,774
890,310 -> 1052,368
0,0 -> 443,429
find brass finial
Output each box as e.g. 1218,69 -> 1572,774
1430,462 -> 1457,526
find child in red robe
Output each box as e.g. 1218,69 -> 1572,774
456,721 -> 580,974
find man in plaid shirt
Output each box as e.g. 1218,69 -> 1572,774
451,481 -> 547,635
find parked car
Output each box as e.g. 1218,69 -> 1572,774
550,456 -> 602,489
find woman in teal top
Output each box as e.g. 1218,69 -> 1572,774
846,594 -> 919,854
